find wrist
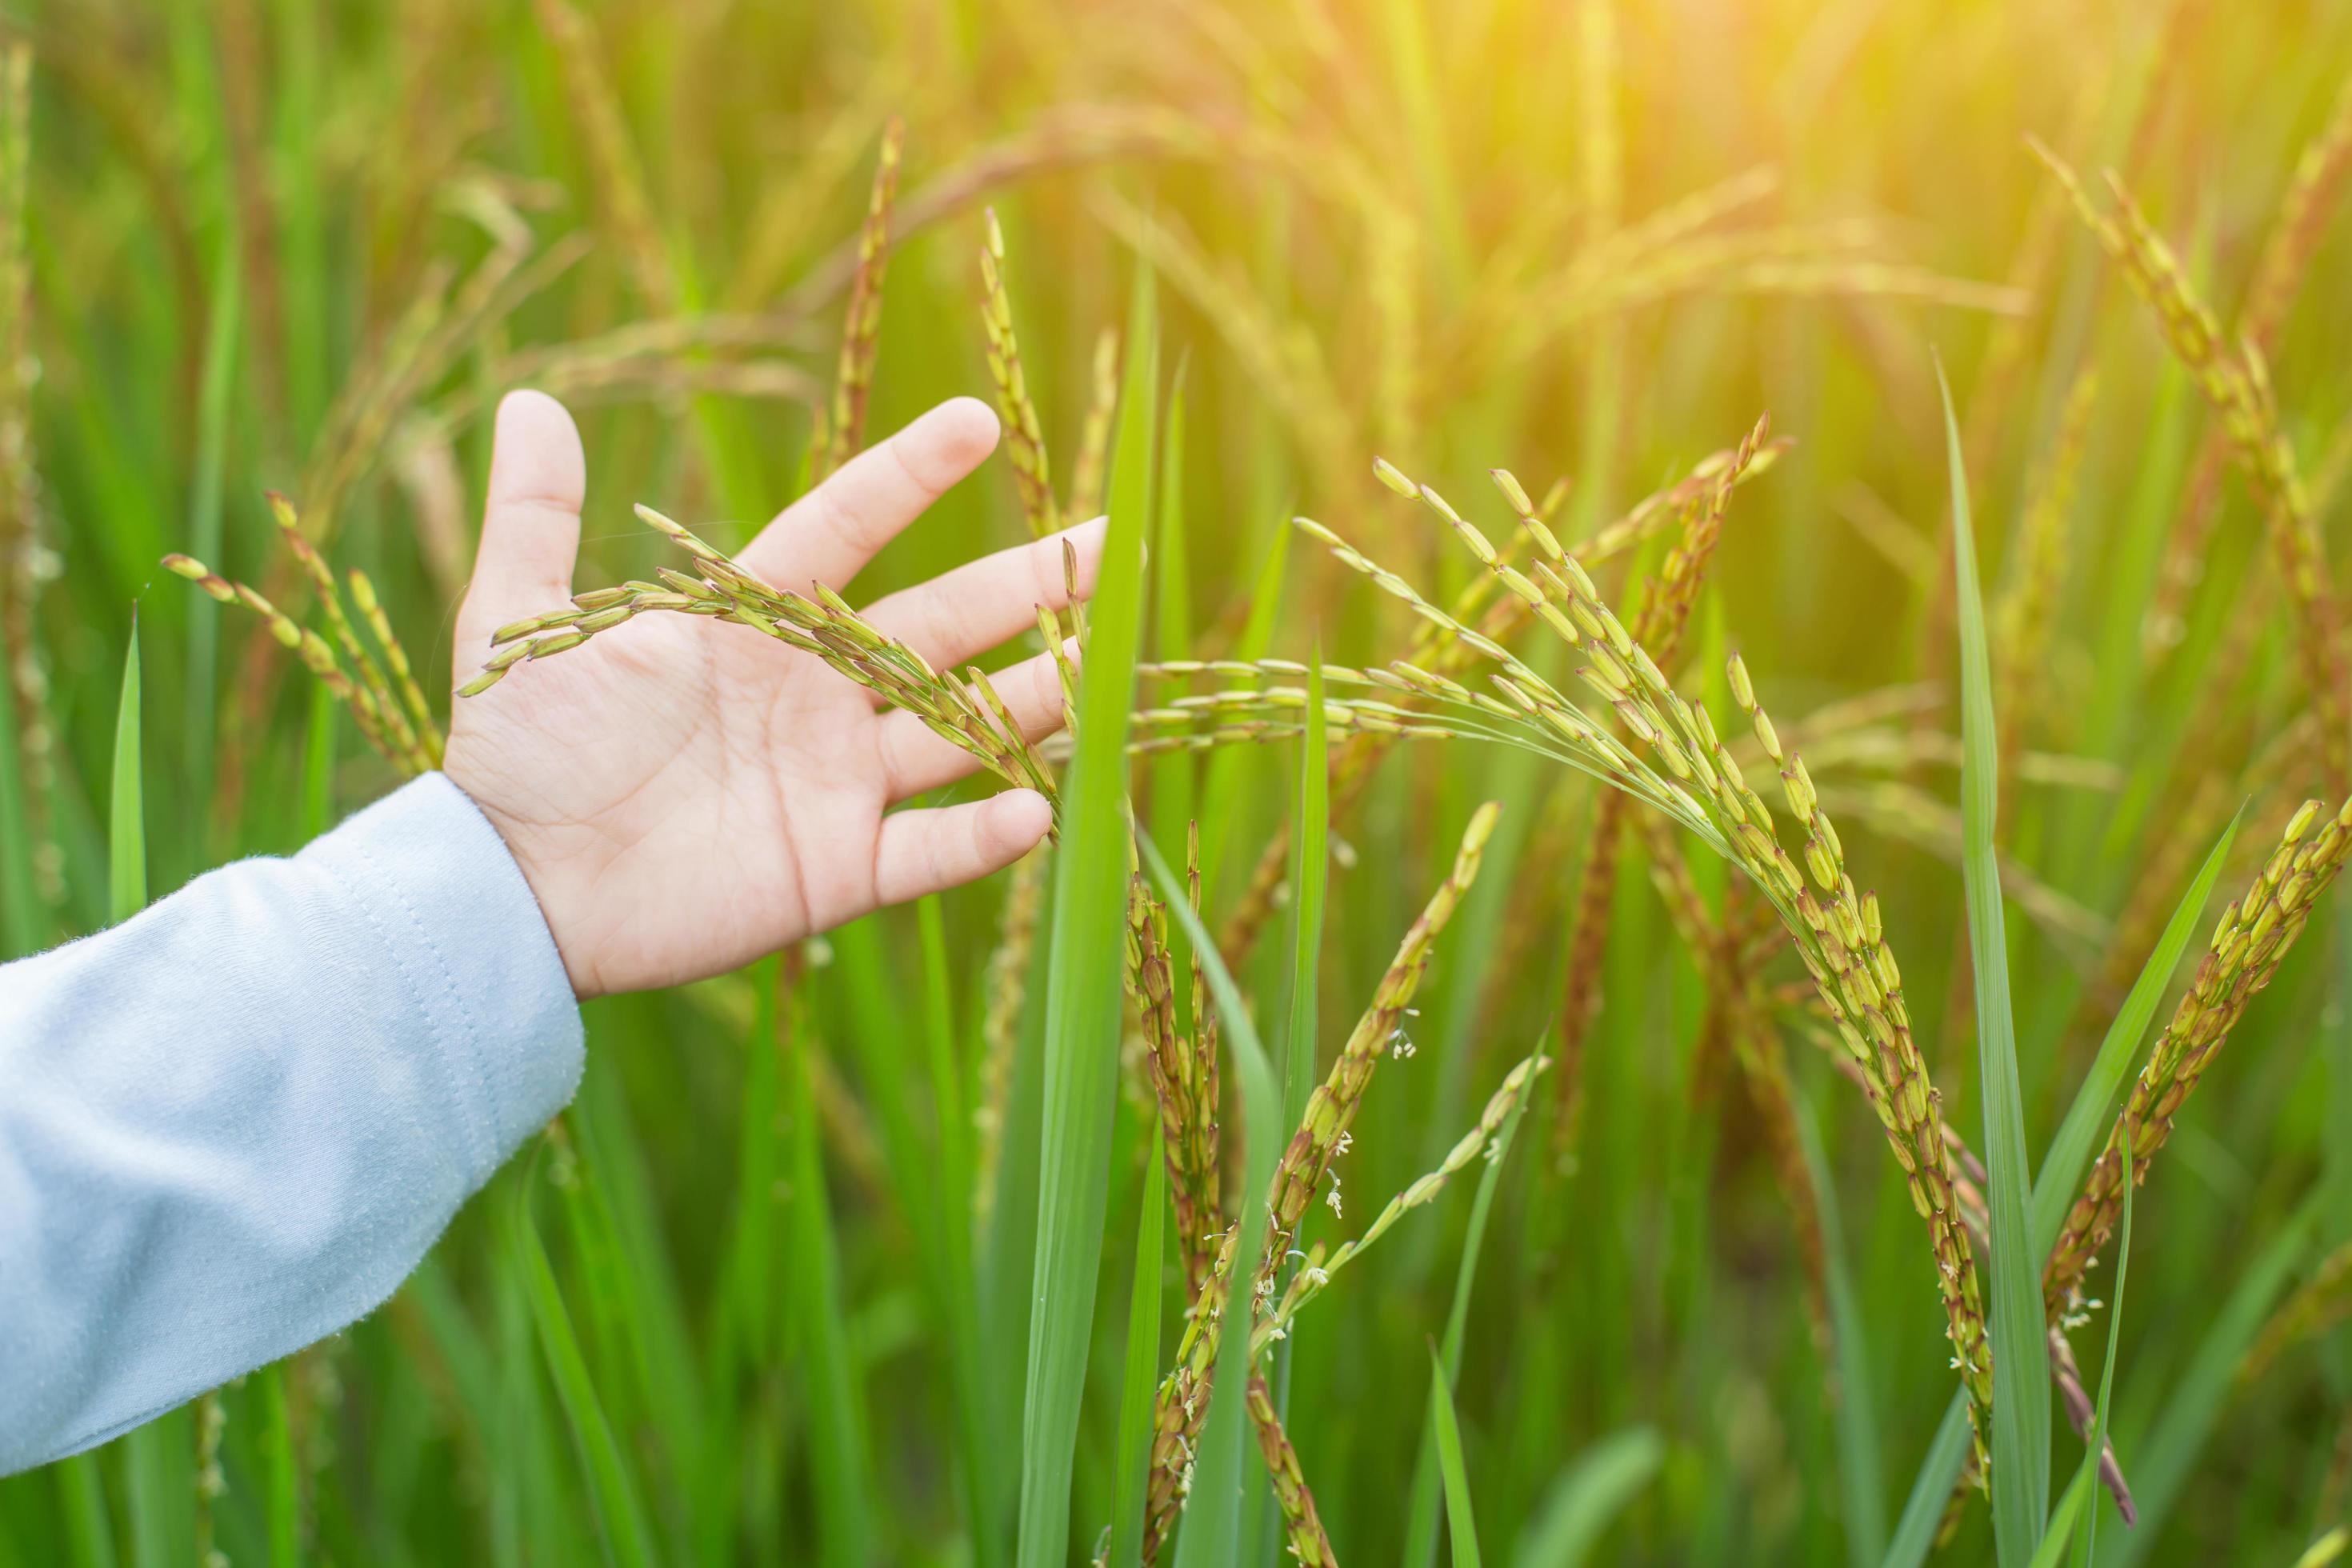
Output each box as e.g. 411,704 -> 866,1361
441,767 -> 602,1001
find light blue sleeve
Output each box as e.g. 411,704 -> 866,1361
0,773 -> 585,1474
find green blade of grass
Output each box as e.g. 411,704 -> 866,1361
1014,262 -> 1155,1568
1793,1081 -> 1889,1568
786,972 -> 873,1568
510,1170 -> 657,1568
110,615 -> 144,924
1942,358 -> 2050,1562
2032,810 -> 2242,1257
1139,834 -> 1279,1568
54,1457 -> 115,1568
258,1361 -> 298,1568
2103,1197 -> 2318,1567
1406,1042 -> 1535,1568
2029,1466 -> 2095,1568
1892,800 -> 2243,1562
300,679 -> 336,842
919,894 -> 1002,1568
110,614 -> 195,1568
1882,1396 -> 1972,1568
1106,1128 -> 1168,1568
1428,1342 -> 1483,1568
1512,1427 -> 1666,1568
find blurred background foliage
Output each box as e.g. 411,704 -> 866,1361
2,0 -> 2352,1563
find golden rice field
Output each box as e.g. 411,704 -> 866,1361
3,1 -> 2352,1563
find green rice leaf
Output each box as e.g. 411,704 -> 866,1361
258,1362 -> 298,1568
919,894 -> 1001,1568
1887,780 -> 2242,1568
2033,810 -> 2241,1258
1139,834 -> 1279,1568
1941,357 -> 2050,1562
2029,1466 -> 2094,1568
110,613 -> 195,1568
1793,1083 -> 1888,1567
1014,261 -> 1155,1568
786,975 -> 873,1568
2102,1198 -> 2318,1567
54,1454 -> 116,1568
1513,1427 -> 1666,1568
510,1170 -> 657,1568
300,679 -> 336,842
1428,1343 -> 1482,1568
1406,1038 -> 1535,1568
1882,1396 -> 1971,1568
110,616 -> 144,924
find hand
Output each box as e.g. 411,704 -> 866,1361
444,390 -> 1100,998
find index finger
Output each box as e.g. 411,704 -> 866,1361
736,397 -> 1000,590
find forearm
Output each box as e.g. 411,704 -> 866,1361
0,774 -> 583,1474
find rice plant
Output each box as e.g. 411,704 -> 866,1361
5,4 -> 2352,1566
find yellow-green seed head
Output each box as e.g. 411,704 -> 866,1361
1372,457 -> 1417,497
1727,653 -> 1756,711
1490,468 -> 1534,518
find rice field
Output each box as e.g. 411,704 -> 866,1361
3,1 -> 2352,1563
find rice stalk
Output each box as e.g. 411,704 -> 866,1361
164,548 -> 433,778
1067,326 -> 1120,523
818,118 -> 903,480
980,207 -> 1060,539
2143,74 -> 2352,659
1781,996 -> 2138,1522
532,0 -> 677,308
1214,434 -> 1789,966
1129,865 -> 1222,1298
2238,1235 -> 2352,1388
1553,416 -> 1769,1152
2043,793 -> 2352,1318
722,86 -> 902,313
1240,1371 -> 1336,1565
1094,195 -> 1358,518
2034,139 -> 2350,794
1256,1050 -> 1549,1346
1994,366 -> 2096,767
259,490 -> 432,766
1138,810 -> 1502,1563
462,504 -> 1058,807
1285,460 -> 2001,1467
1638,810 -> 1830,1350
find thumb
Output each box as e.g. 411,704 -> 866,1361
456,389 -> 586,662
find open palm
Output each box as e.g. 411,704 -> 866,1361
444,390 -> 1100,998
